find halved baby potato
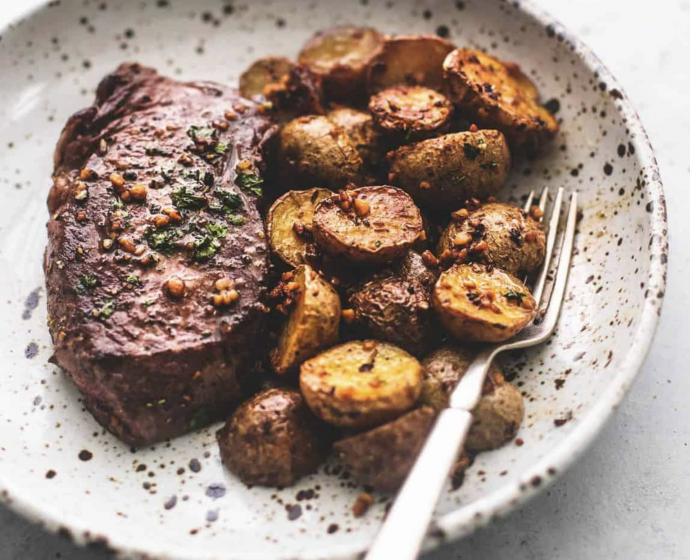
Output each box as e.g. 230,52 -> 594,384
420,345 -> 524,451
366,35 -> 455,93
298,26 -> 385,99
299,340 -> 423,428
326,105 -> 382,172
433,263 -> 537,342
271,265 -> 342,375
239,56 -> 296,99
278,115 -> 365,189
369,85 -> 453,141
333,407 -> 435,491
443,48 -> 559,153
388,130 -> 510,210
312,186 -> 423,264
437,202 -> 546,275
267,188 -> 334,268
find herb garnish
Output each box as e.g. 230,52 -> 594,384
463,142 -> 480,160
504,290 -> 526,305
77,275 -> 100,295
235,172 -> 264,196
171,186 -> 207,210
193,236 -> 222,261
206,222 -> 228,239
144,227 -> 183,255
126,274 -> 140,285
145,145 -> 173,157
94,298 -> 115,320
186,126 -> 216,142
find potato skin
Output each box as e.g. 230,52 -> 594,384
326,106 -> 382,175
333,407 -> 435,492
312,186 -> 423,264
388,131 -> 510,210
299,340 -> 422,428
437,202 -> 546,276
367,35 -> 455,93
369,85 -> 452,141
267,188 -> 333,268
443,49 -> 559,154
420,345 -> 523,451
271,265 -> 341,375
217,388 -> 325,487
239,56 -> 295,99
278,116 -> 364,189
298,26 -> 385,100
433,263 -> 537,342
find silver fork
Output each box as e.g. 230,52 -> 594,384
365,187 -> 578,560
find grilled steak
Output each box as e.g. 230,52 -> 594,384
45,63 -> 276,445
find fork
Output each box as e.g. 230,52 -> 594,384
364,187 -> 578,560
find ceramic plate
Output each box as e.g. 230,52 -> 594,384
0,0 -> 667,558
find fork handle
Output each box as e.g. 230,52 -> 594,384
364,408 -> 473,560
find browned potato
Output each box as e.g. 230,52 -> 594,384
443,49 -> 559,153
278,115 -> 364,189
298,26 -> 385,99
217,388 -> 325,487
420,345 -> 524,451
267,188 -> 334,268
388,130 -> 510,210
437,202 -> 546,275
271,265 -> 341,375
349,251 -> 436,355
369,85 -> 453,141
299,340 -> 422,428
239,56 -> 295,99
433,263 -> 537,342
266,65 -> 325,119
312,186 -> 423,264
367,35 -> 455,93
326,105 -> 382,172
333,407 -> 435,492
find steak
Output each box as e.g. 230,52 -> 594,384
45,63 -> 276,445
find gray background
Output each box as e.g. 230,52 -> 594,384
1,0 -> 688,558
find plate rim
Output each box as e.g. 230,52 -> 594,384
0,0 -> 668,558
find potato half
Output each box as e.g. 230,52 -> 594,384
298,26 -> 385,99
299,340 -> 423,428
433,263 -> 537,342
443,48 -> 559,153
367,35 -> 455,93
267,188 -> 334,268
271,265 -> 341,375
278,115 -> 365,189
326,105 -> 382,172
437,202 -> 546,275
369,85 -> 453,141
333,407 -> 435,491
388,130 -> 510,211
216,388 -> 325,487
239,56 -> 295,99
420,345 -> 524,451
312,186 -> 423,264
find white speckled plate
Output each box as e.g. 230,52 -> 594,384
0,0 -> 667,559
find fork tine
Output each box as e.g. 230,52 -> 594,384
538,192 -> 578,328
523,190 -> 536,213
537,187 -> 549,218
531,187 -> 564,305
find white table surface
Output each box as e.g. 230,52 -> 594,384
1,0 -> 688,558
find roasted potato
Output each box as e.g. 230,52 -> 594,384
312,186 -> 423,264
266,65 -> 325,119
433,263 -> 537,342
420,345 -> 524,451
367,35 -> 455,93
333,407 -> 435,491
437,202 -> 546,276
349,251 -> 436,355
388,130 -> 510,210
271,265 -> 341,375
443,49 -> 559,153
267,188 -> 334,268
217,388 -> 325,487
326,105 -> 383,174
298,26 -> 385,99
278,115 -> 364,189
239,56 -> 295,99
369,85 -> 452,142
299,340 -> 422,428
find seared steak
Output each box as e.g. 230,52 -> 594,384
45,63 -> 276,445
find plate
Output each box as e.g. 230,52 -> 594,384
0,0 -> 667,559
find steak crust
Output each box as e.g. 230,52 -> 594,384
45,63 -> 276,445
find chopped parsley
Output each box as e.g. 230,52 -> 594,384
125,274 -> 140,285
193,235 -> 222,261
111,198 -> 126,211
214,141 -> 229,155
145,145 -> 173,157
144,227 -> 183,255
144,299 -> 155,307
186,126 -> 216,142
235,172 -> 263,196
94,298 -> 115,320
77,275 -> 100,295
214,189 -> 243,210
171,186 -> 206,210
463,142 -> 480,160
504,290 -> 526,305
206,222 -> 228,239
